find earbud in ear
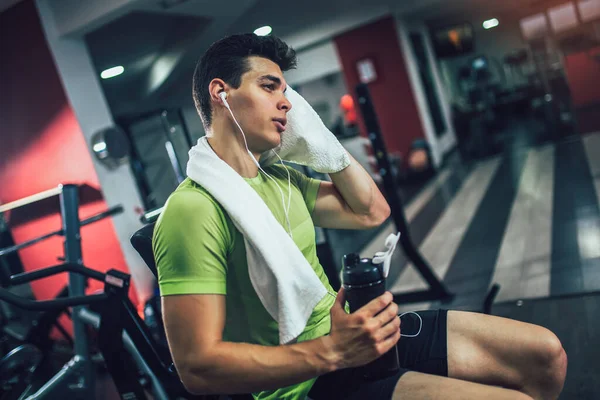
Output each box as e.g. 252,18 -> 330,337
219,92 -> 230,109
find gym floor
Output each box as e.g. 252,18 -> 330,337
94,119 -> 600,399
374,126 -> 600,309
358,118 -> 600,398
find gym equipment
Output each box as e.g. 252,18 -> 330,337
90,125 -> 130,170
0,214 -> 25,285
355,83 -> 453,305
0,185 -> 122,399
120,108 -> 195,211
354,83 -> 501,314
398,139 -> 435,184
0,261 -> 208,400
0,344 -> 42,399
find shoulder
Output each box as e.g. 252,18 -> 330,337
160,179 -> 219,216
154,178 -> 231,239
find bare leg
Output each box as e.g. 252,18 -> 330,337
446,311 -> 567,400
393,371 -> 534,400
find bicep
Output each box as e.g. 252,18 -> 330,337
162,294 -> 226,377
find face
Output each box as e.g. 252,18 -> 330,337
224,56 -> 292,153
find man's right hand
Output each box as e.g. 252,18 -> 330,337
325,288 -> 401,370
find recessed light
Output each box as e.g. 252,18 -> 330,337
483,18 -> 499,30
93,142 -> 107,152
101,66 -> 125,79
254,26 -> 272,36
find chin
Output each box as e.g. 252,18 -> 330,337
262,133 -> 282,150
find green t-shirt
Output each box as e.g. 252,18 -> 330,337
153,164 -> 336,400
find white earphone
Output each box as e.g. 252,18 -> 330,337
218,90 -> 294,238
219,91 -> 228,104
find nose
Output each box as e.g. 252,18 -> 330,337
279,94 -> 292,112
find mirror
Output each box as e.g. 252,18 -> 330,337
91,126 -> 130,169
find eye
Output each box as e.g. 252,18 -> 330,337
263,84 -> 275,91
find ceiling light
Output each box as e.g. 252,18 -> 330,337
254,26 -> 272,36
101,66 -> 125,79
483,18 -> 499,30
93,142 -> 107,152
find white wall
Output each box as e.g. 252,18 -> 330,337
395,18 -> 457,168
36,0 -> 155,304
284,41 -> 343,86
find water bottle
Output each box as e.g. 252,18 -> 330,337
341,252 -> 400,381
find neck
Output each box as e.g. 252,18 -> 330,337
206,118 -> 262,178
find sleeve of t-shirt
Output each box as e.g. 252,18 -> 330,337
152,188 -> 232,296
273,165 -> 322,215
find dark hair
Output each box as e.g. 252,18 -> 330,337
192,34 -> 297,128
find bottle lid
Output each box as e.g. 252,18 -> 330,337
342,253 -> 361,268
342,255 -> 383,286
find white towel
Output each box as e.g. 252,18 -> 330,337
259,85 -> 350,174
186,137 -> 329,344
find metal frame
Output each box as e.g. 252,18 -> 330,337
0,185 -> 122,399
355,83 -> 454,305
0,186 -> 188,399
95,269 -> 185,399
77,307 -> 170,400
0,262 -> 200,400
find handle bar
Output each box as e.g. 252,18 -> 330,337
0,262 -> 119,311
0,205 -> 124,258
0,290 -> 108,311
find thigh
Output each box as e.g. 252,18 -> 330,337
396,309 -> 449,377
393,370 -> 533,400
446,310 -> 561,388
308,367 -> 409,400
309,310 -> 450,400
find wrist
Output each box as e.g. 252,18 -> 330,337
317,335 -> 344,373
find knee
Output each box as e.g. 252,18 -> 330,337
540,330 -> 567,377
533,329 -> 567,392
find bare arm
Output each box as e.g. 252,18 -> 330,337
162,289 -> 400,395
312,152 -> 390,230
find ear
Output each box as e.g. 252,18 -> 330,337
209,79 -> 227,105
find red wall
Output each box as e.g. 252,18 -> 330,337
334,16 -> 425,158
0,1 -> 138,319
563,46 -> 600,134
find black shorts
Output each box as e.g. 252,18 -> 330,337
308,309 -> 448,400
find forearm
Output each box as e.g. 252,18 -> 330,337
182,336 -> 339,395
329,152 -> 387,216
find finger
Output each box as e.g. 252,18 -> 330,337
331,288 -> 346,317
374,301 -> 399,327
377,328 -> 401,355
375,316 -> 401,342
335,288 -> 346,307
359,292 -> 393,318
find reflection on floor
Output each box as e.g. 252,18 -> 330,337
350,131 -> 600,312
342,128 -> 600,399
493,292 -> 600,400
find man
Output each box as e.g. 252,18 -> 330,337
153,34 -> 567,400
